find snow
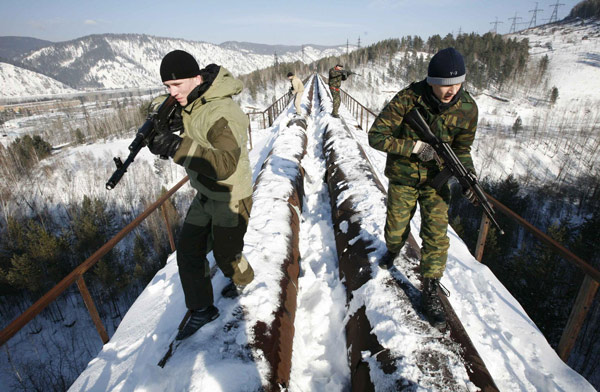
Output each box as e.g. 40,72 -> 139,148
0,61 -> 77,97
65,75 -> 593,392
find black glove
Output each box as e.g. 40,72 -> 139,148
148,131 -> 182,158
169,108 -> 184,134
412,141 -> 437,162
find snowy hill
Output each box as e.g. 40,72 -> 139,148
0,34 -> 348,97
509,17 -> 600,103
0,61 -> 78,97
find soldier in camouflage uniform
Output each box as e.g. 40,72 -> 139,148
368,48 -> 478,328
328,64 -> 346,118
148,50 -> 254,340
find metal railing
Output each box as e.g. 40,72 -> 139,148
340,89 -> 377,130
474,194 -> 600,361
0,176 -> 189,347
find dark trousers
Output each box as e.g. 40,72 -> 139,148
177,194 -> 254,310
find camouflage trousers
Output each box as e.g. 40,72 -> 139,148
385,182 -> 451,278
330,87 -> 341,115
177,193 -> 254,310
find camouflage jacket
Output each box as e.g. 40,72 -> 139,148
328,67 -> 344,88
368,79 -> 478,187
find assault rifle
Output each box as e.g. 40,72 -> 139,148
404,109 -> 504,235
341,70 -> 360,79
106,95 -> 178,190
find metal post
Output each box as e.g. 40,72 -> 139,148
557,275 -> 599,361
161,204 -> 176,252
77,277 -> 109,344
474,213 -> 490,262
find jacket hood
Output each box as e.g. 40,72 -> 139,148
185,65 -> 243,109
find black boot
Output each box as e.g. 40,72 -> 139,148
421,278 -> 447,329
378,250 -> 398,270
176,306 -> 219,340
221,281 -> 245,298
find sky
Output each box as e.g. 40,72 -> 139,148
0,0 -> 584,47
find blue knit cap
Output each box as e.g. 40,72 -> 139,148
427,47 -> 466,85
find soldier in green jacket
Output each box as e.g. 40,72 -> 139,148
148,50 -> 254,340
368,47 -> 479,328
328,64 -> 346,118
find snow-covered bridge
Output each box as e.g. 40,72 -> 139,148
1,74 -> 594,392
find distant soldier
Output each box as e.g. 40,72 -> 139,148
147,50 -> 255,340
287,72 -> 304,116
367,47 -> 479,329
328,64 -> 347,118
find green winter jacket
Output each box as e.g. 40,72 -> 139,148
155,66 -> 252,202
368,80 -> 478,187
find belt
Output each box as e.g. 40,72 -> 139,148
329,86 -> 340,91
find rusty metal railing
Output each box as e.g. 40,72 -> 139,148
319,73 -> 377,130
340,89 -> 377,130
0,176 -> 189,347
474,194 -> 600,362
246,75 -> 313,138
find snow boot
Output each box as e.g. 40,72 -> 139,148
176,305 -> 219,340
378,250 -> 399,270
421,278 -> 447,329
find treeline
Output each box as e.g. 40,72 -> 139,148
567,0 -> 600,19
448,176 -> 600,386
239,32 -> 530,103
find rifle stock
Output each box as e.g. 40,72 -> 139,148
106,95 -> 178,190
404,109 -> 504,235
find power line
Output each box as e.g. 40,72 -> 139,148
528,2 -> 544,28
508,12 -> 523,33
548,1 -> 565,23
490,17 -> 504,34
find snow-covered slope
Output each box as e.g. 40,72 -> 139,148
510,18 -> 600,103
0,34 -> 348,97
0,61 -> 78,97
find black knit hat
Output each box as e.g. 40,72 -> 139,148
287,72 -> 294,77
427,47 -> 465,85
160,50 -> 201,82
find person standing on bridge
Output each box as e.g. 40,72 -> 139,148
328,64 -> 347,118
287,71 -> 304,116
367,47 -> 479,328
147,50 -> 255,340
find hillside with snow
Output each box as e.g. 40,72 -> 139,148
0,62 -> 78,97
0,34 -> 350,98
